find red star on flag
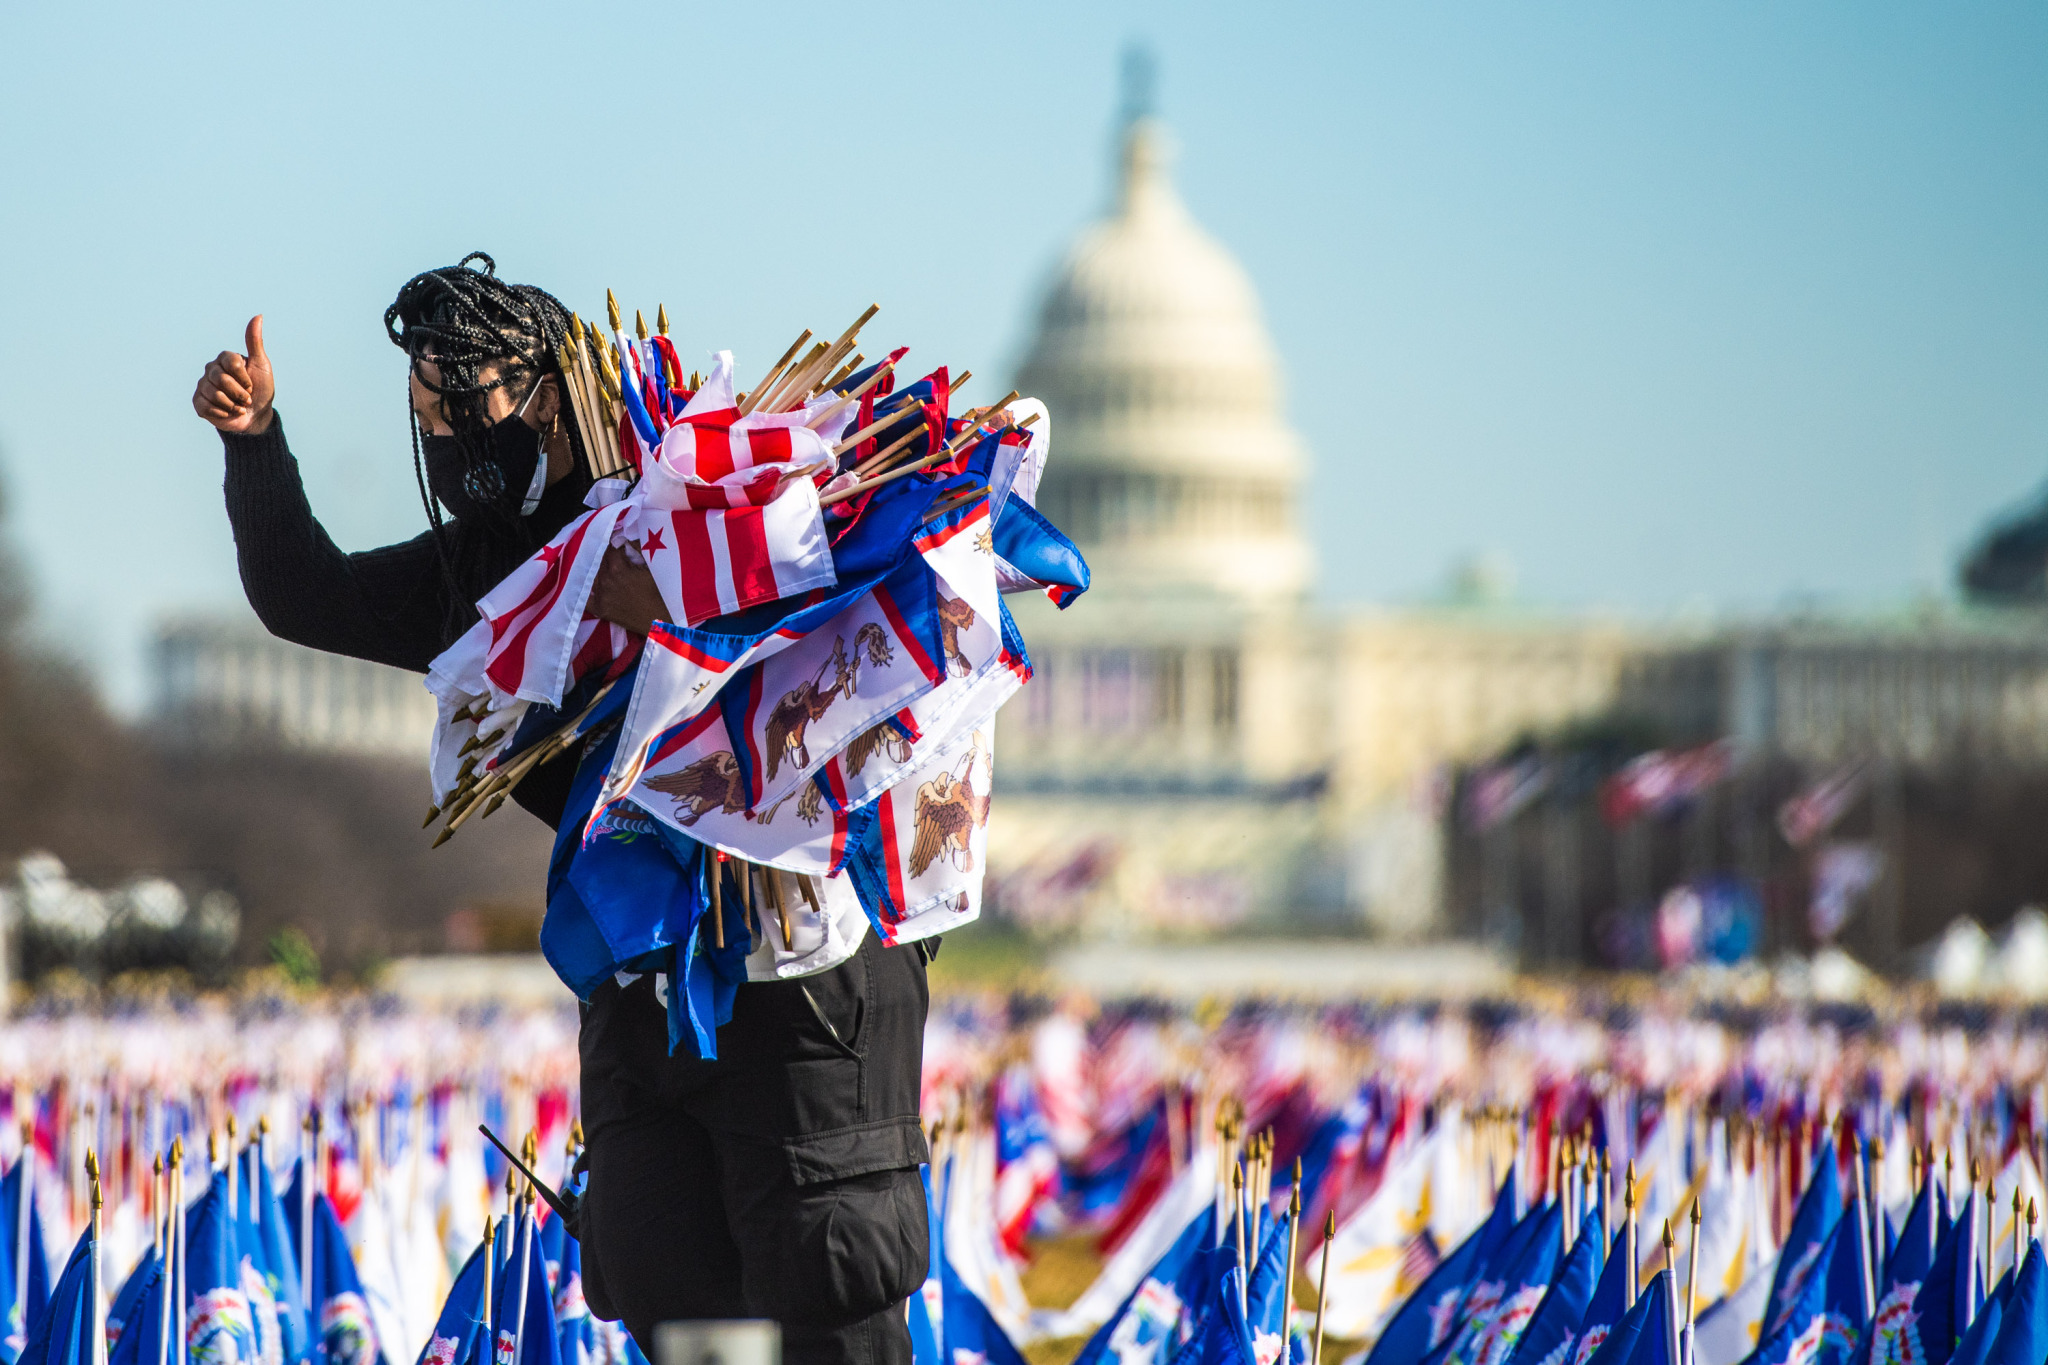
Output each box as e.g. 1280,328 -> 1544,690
642,527 -> 667,555
537,542 -> 565,569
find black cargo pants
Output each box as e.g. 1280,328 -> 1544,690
577,932 -> 932,1365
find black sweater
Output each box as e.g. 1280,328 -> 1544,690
222,416 -> 587,826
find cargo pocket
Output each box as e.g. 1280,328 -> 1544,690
724,1115 -> 931,1328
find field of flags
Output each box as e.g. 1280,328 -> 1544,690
4,989 -> 2048,1365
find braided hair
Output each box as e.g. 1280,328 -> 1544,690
384,252 -> 591,628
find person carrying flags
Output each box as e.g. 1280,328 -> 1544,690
194,256 -> 939,1365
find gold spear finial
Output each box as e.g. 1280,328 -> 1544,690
85,1148 -> 99,1183
635,310 -> 648,342
607,290 -> 622,334
1662,1218 -> 1674,1252
656,304 -> 669,336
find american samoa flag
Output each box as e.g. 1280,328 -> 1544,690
718,557 -> 944,818
840,713 -> 1000,946
622,350 -> 836,625
590,572 -> 888,840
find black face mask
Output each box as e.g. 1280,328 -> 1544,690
421,412 -> 542,524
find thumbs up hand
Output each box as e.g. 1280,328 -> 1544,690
194,315 -> 277,434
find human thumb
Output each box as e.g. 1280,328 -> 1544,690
245,314 -> 269,367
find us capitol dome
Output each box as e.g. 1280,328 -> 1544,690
1017,110 -> 1313,605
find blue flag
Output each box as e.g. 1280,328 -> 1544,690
1245,1210 -> 1294,1349
1906,1188 -> 1984,1365
1744,1208 -> 1845,1365
1454,1201 -> 1568,1365
1072,1207 -> 1220,1365
417,1240 -> 491,1365
1947,1269 -> 2014,1365
243,1148 -> 309,1365
1429,1195 -> 1550,1362
1815,1196 -> 1876,1365
1166,1268 -> 1260,1365
940,1235 -> 1029,1365
1558,1218 -> 1635,1365
0,1159 -> 53,1359
491,1213 -> 562,1365
106,1246 -> 168,1365
537,1213 -> 593,1365
1582,1267 -> 1677,1365
1865,1181 -> 1939,1365
1505,1213 -> 1607,1365
186,1170 -> 262,1365
1979,1241 -> 2048,1365
1361,1173 -> 1520,1365
1763,1149 -> 1844,1344
282,1163 -> 387,1365
908,1168 -> 943,1365
14,1226 -> 90,1365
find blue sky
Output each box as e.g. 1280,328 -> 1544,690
2,2 -> 2044,708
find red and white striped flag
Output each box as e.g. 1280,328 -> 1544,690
622,351 -> 836,625
475,500 -> 633,705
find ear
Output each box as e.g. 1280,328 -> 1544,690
534,373 -> 563,427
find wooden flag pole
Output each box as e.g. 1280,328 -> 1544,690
156,1152 -> 171,1365
1624,1161 -> 1639,1307
823,412 -> 1037,508
1311,1212 -> 1334,1365
87,1152 -> 103,1365
1284,1163 -> 1302,1342
1232,1163 -> 1248,1315
758,341 -> 831,414
808,358 -> 900,433
832,408 -> 917,461
709,853 -> 726,950
172,1136 -> 186,1364
480,1216 -> 495,1327
1661,1220 -> 1679,1365
1601,1148 -> 1612,1246
2015,1185 -> 2025,1280
1684,1201 -> 1702,1334
1853,1138 -> 1875,1316
743,330 -> 814,414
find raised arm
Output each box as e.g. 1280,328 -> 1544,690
199,316 -> 455,672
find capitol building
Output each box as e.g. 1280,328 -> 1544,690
150,88 -> 2048,949
987,98 -> 2048,941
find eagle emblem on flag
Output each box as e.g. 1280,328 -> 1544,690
766,623 -> 895,781
910,732 -> 992,876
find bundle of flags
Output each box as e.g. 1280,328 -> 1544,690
419,297 -> 1089,1060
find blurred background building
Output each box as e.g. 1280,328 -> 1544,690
151,616 -> 435,757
